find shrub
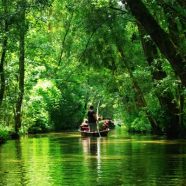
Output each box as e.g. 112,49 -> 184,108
0,126 -> 10,143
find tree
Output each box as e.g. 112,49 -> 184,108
14,0 -> 26,136
138,24 -> 181,137
0,0 -> 8,106
124,0 -> 186,87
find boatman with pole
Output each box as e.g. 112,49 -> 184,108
87,105 -> 97,132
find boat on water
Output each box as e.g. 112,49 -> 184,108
80,128 -> 110,137
79,120 -> 110,137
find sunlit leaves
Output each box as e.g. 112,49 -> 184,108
23,79 -> 61,131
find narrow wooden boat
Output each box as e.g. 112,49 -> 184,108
80,129 -> 109,137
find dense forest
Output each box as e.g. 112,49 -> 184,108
0,0 -> 185,140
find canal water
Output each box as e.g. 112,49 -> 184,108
0,127 -> 186,186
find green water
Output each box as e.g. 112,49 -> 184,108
0,128 -> 186,186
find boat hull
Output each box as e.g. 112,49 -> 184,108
80,129 -> 109,137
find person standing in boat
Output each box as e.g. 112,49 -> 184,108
87,105 -> 97,132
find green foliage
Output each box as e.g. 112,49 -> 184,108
0,126 -> 10,142
0,0 -> 185,138
24,80 -> 61,133
129,111 -> 151,132
50,83 -> 85,131
27,118 -> 50,134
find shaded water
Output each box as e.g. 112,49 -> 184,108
0,128 -> 186,186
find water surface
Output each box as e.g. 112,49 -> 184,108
0,128 -> 186,186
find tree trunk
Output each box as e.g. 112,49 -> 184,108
161,3 -> 185,137
179,85 -> 185,134
58,11 -> 74,66
15,1 -> 26,135
138,26 -> 166,80
138,24 -> 181,137
124,0 -> 186,87
116,41 -> 160,133
0,0 -> 8,106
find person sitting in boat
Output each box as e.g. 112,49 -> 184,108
87,105 -> 97,132
80,119 -> 89,131
98,119 -> 109,130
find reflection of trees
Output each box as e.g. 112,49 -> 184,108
81,135 -> 186,185
15,140 -> 27,185
0,139 -> 27,185
118,138 -> 186,185
0,137 -> 54,185
0,143 -> 7,186
158,142 -> 186,185
1,134 -> 186,185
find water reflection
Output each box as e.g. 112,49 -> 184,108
81,137 -> 102,179
81,137 -> 101,156
0,140 -> 26,186
0,131 -> 186,185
